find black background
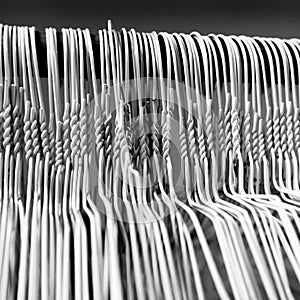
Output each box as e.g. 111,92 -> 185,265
1,0 -> 300,37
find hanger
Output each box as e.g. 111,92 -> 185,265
241,36 -> 262,117
272,39 -> 300,201
101,28 -> 113,197
27,152 -> 42,300
23,26 -> 36,111
172,32 -> 213,299
164,33 -> 191,198
16,140 -> 35,300
231,115 -> 291,300
137,30 -> 183,300
182,32 -> 214,210
228,36 -> 243,104
77,28 -> 91,299
0,154 -> 14,300
206,36 -> 228,186
281,39 -> 300,192
140,31 -> 164,300
227,150 -> 290,299
261,41 -> 300,267
45,28 -> 55,166
286,40 -> 300,192
51,27 -> 62,122
11,29 -> 23,155
2,24 -> 12,152
245,37 -> 269,192
46,26 -> 64,300
288,38 -> 300,107
202,36 -> 221,108
234,35 -> 300,298
233,39 -> 282,282
29,27 -> 44,112
222,157 -> 279,300
126,31 -> 152,205
61,32 -> 78,295
80,99 -> 103,300
0,27 -> 13,291
83,28 -> 99,101
0,35 -> 13,274
69,29 -> 89,300
0,24 -> 3,93
6,151 -> 19,300
126,29 -> 140,168
201,34 -> 230,186
140,32 -> 166,300
173,32 -> 240,299
12,26 -> 18,89
168,33 -> 194,201
121,27 -> 150,300
198,34 -> 258,298
233,37 -> 257,194
68,28 -> 81,164
71,154 -> 84,300
77,28 -> 85,105
205,34 -> 280,298
23,27 -> 40,163
59,155 -> 71,300
251,38 -> 274,191
265,40 -> 300,199
158,33 -> 193,299
99,21 -> 125,300
77,154 -> 91,300
145,31 -> 163,188
40,151 -> 50,300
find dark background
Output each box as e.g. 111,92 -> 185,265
1,0 -> 300,38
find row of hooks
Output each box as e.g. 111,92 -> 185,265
0,20 -> 300,299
